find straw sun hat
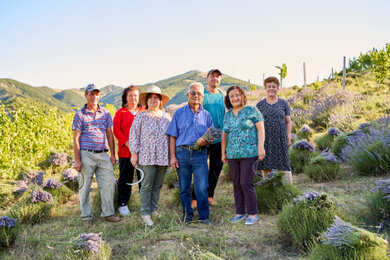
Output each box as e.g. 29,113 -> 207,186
139,85 -> 170,107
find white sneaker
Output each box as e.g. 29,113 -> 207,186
118,205 -> 130,216
142,215 -> 153,226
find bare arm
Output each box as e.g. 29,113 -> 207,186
256,121 -> 265,160
106,126 -> 116,165
221,130 -> 228,163
169,136 -> 179,170
285,115 -> 292,146
73,130 -> 82,172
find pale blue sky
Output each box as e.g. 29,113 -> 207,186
0,0 -> 389,89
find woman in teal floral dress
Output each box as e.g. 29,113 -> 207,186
221,86 -> 265,225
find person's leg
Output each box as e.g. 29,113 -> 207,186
240,157 -> 258,217
139,165 -> 157,216
262,169 -> 272,179
79,150 -> 96,220
228,158 -> 246,216
176,147 -> 194,221
284,170 -> 293,184
192,149 -> 210,220
117,158 -> 134,207
150,166 -> 167,214
208,142 -> 223,198
95,152 -> 116,218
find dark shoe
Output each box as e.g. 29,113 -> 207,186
104,215 -> 121,222
199,219 -> 215,226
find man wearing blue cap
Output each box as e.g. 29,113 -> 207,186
72,84 -> 120,225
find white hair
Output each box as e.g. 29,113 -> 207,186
187,82 -> 204,93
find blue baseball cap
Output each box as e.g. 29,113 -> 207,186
85,84 -> 100,93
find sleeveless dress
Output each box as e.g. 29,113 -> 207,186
256,98 -> 291,171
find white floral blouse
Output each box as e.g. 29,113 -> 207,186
129,111 -> 171,166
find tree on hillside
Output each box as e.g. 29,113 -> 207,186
275,63 -> 287,86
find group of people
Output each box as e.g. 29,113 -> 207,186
72,69 -> 292,226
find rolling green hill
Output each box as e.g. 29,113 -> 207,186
53,89 -> 86,108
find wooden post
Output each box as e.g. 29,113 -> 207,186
303,62 -> 307,89
342,56 -> 346,90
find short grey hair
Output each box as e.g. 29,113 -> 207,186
187,82 -> 204,93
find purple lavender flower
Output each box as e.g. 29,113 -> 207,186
294,191 -> 321,202
320,149 -> 340,163
371,179 -> 390,202
0,216 -> 17,228
328,127 -> 342,136
292,140 -> 315,152
13,180 -> 28,194
322,216 -> 356,248
76,232 -> 104,254
51,153 -> 68,166
256,170 -> 285,186
359,122 -> 371,130
300,125 -> 312,133
24,170 -> 45,186
31,189 -> 53,204
193,126 -> 221,150
43,178 -> 63,189
62,168 -> 78,182
291,133 -> 297,140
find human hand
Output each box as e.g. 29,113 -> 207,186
196,137 -> 208,146
221,153 -> 228,164
110,155 -> 116,166
131,153 -> 138,167
125,141 -> 129,148
170,156 -> 179,170
73,160 -> 82,172
258,147 -> 265,161
287,135 -> 292,146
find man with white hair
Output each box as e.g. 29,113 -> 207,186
167,82 -> 214,224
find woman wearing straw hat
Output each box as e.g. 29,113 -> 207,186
129,86 -> 171,226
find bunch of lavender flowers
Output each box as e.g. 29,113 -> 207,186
300,125 -> 312,133
76,232 -> 104,254
256,170 -> 285,187
31,189 -> 53,204
371,179 -> 390,202
292,140 -> 315,152
193,126 -> 221,150
321,216 -> 357,248
328,127 -> 342,136
43,179 -> 63,190
0,216 -> 17,228
62,168 -> 78,182
13,180 -> 28,195
294,191 -> 321,203
23,170 -> 45,186
51,153 -> 68,166
290,133 -> 297,141
319,149 -> 340,164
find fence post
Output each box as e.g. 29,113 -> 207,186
342,56 -> 346,90
303,62 -> 307,89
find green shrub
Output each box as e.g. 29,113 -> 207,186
331,132 -> 350,157
44,186 -> 74,204
276,192 -> 337,251
304,151 -> 341,181
164,170 -> 178,189
367,180 -> 390,229
309,216 -> 388,260
61,168 -> 79,192
289,140 -> 315,173
296,125 -> 313,140
0,182 -> 18,209
314,133 -> 334,150
8,187 -> 53,224
0,216 -> 20,248
222,163 -> 231,182
255,171 -> 301,214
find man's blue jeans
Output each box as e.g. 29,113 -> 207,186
176,146 -> 209,221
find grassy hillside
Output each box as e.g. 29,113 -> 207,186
53,89 -> 86,109
0,79 -> 73,112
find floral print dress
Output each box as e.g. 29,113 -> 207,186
129,111 -> 171,166
223,106 -> 264,159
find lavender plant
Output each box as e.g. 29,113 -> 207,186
367,179 -> 390,229
255,170 -> 301,214
193,126 -> 220,150
290,140 -> 315,173
328,127 -> 342,136
61,168 -> 78,191
297,125 -> 313,140
43,178 -> 63,189
304,150 -> 341,181
0,216 -> 19,247
43,178 -> 74,204
70,232 -> 112,259
31,189 -> 53,204
23,170 -> 45,186
309,216 -> 388,259
76,232 -> 104,254
51,153 -> 69,166
276,192 -> 337,251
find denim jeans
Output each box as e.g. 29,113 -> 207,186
176,146 -> 209,221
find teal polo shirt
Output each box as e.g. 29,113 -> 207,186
203,89 -> 225,143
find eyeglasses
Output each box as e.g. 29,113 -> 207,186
189,91 -> 203,96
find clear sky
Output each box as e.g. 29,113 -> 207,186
0,0 -> 389,89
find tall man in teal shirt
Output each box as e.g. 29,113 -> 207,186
192,69 -> 226,207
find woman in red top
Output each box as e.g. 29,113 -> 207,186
113,85 -> 142,216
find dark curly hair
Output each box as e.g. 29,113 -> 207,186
121,85 -> 141,108
224,86 -> 247,110
264,76 -> 280,87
